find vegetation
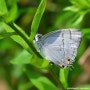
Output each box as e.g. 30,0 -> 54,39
0,0 -> 90,90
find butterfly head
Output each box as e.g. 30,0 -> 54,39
35,34 -> 42,42
33,34 -> 43,52
33,34 -> 42,44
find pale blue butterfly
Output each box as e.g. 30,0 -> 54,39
34,29 -> 82,68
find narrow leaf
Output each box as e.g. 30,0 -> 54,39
10,50 -> 32,64
59,68 -> 69,89
3,22 -> 31,53
12,23 -> 43,58
0,32 -> 17,39
82,28 -> 90,39
11,49 -> 49,68
70,0 -> 90,9
30,55 -> 49,68
30,0 -> 47,41
25,69 -> 57,90
54,11 -> 85,28
0,0 -> 8,16
5,0 -> 18,22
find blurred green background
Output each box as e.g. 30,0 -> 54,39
0,0 -> 90,90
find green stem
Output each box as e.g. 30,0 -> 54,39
8,22 -> 43,59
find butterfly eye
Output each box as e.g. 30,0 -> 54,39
35,34 -> 42,41
37,34 -> 42,38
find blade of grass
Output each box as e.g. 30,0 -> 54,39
30,0 -> 47,41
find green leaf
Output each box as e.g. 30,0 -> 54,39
0,0 -> 8,16
54,11 -> 85,28
59,68 -> 69,89
10,45 -> 49,67
0,21 -> 5,32
54,11 -> 74,28
82,28 -> 90,39
5,0 -> 18,22
30,0 -> 47,41
64,6 -> 80,12
13,23 -> 29,41
2,22 -> 48,68
18,82 -> 33,90
10,50 -> 33,64
11,49 -> 49,68
67,12 -> 85,27
70,0 -> 90,9
12,64 -> 24,78
0,38 -> 16,50
25,69 -> 57,90
12,23 -> 43,58
2,22 -> 31,53
76,35 -> 88,60
30,55 -> 49,68
0,32 -> 16,39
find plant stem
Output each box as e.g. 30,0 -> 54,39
8,22 -> 43,59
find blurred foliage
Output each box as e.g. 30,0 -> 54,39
0,0 -> 90,90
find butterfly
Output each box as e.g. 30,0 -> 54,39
34,29 -> 82,68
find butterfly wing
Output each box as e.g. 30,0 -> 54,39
37,29 -> 82,67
